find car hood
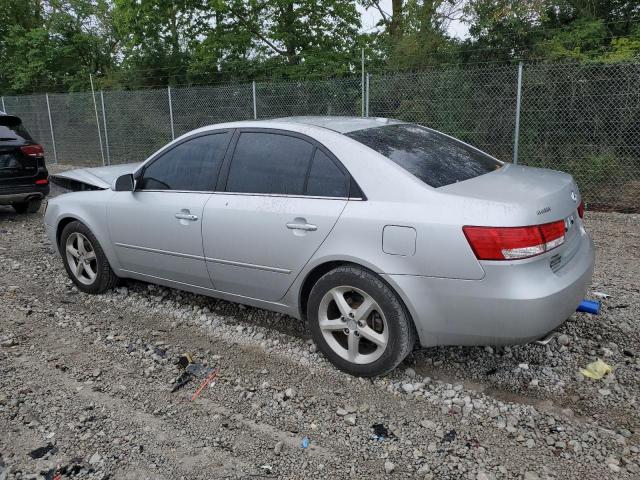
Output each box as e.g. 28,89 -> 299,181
51,163 -> 142,190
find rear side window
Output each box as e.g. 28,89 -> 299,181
140,133 -> 230,191
0,116 -> 33,143
226,132 -> 314,195
306,149 -> 349,197
346,124 -> 502,188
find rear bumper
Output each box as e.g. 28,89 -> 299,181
0,184 -> 49,204
384,228 -> 595,347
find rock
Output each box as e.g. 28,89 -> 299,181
608,463 -> 621,473
401,383 -> 415,394
274,441 -> 284,455
420,419 -> 436,429
384,461 -> 396,474
599,388 -> 611,396
518,363 -> 529,370
344,413 -> 357,426
284,387 -> 296,399
523,472 -> 540,480
417,464 -> 430,475
336,408 -> 348,416
88,452 -> 102,464
557,334 -> 570,346
405,368 -> 416,378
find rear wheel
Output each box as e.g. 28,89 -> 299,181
60,221 -> 118,294
12,198 -> 42,214
308,265 -> 415,377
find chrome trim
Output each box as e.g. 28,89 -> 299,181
205,257 -> 291,274
134,189 -> 359,200
114,242 -> 204,261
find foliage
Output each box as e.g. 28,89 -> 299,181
2,1 -> 640,94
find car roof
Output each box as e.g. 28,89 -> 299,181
270,116 -> 405,133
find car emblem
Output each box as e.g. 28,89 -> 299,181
570,191 -> 577,202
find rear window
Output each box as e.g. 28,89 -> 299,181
346,124 -> 502,188
0,116 -> 33,143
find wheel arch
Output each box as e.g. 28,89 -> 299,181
298,260 -> 419,347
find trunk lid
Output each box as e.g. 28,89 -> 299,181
439,164 -> 581,223
0,115 -> 38,183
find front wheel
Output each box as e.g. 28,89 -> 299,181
60,221 -> 118,294
307,266 -> 416,377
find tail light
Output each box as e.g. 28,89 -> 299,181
21,144 -> 45,157
577,200 -> 585,219
35,178 -> 49,185
463,220 -> 565,260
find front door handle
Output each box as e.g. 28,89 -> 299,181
175,213 -> 198,221
286,222 -> 317,231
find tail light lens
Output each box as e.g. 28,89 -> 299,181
35,178 -> 49,185
577,200 -> 585,219
463,220 -> 565,260
21,144 -> 45,157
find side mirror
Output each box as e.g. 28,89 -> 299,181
114,174 -> 135,192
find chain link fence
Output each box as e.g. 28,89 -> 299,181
2,62 -> 638,211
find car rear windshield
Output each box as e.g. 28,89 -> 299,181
345,124 -> 502,188
0,116 -> 33,143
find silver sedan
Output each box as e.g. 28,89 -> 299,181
44,116 -> 594,376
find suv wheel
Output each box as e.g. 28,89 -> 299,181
60,221 -> 118,294
12,198 -> 42,214
307,265 -> 415,377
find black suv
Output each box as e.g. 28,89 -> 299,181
0,112 -> 49,213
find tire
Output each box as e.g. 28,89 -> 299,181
59,220 -> 118,294
12,198 -> 42,214
307,265 -> 416,377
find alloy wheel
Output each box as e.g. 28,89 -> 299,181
65,232 -> 98,285
318,286 -> 388,364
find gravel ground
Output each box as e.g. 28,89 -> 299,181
0,170 -> 638,479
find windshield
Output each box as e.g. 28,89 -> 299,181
346,124 -> 502,188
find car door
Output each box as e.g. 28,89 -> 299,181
202,129 -> 351,302
107,131 -> 232,288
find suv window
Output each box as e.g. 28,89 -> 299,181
0,116 -> 33,143
226,132 -> 314,195
346,124 -> 502,188
140,133 -> 229,191
306,149 -> 349,197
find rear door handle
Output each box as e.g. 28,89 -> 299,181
175,213 -> 198,221
286,222 -> 317,231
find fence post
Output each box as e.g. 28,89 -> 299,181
89,74 -> 106,166
1,96 -> 5,113
45,93 -> 58,164
365,73 -> 370,117
100,91 -> 110,165
252,81 -> 257,120
168,86 -> 175,140
513,62 -> 523,164
361,48 -> 365,118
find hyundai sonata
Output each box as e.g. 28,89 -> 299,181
44,116 -> 594,376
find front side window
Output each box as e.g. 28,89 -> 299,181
346,124 -> 502,188
140,133 -> 230,191
226,132 -> 314,195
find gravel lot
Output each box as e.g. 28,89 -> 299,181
0,173 -> 638,479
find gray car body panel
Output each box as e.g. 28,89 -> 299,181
45,117 -> 594,348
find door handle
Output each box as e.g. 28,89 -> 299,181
175,213 -> 198,221
286,222 -> 317,231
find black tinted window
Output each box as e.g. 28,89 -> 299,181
226,132 -> 314,195
346,124 -> 502,188
0,116 -> 33,143
140,133 -> 229,191
306,149 -> 348,197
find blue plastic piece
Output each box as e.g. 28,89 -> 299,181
301,437 -> 309,449
577,299 -> 600,315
